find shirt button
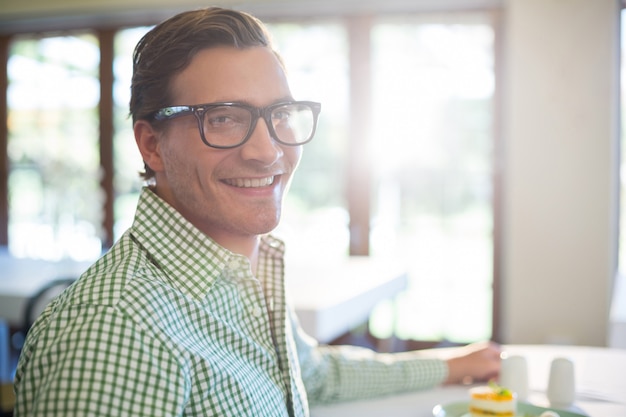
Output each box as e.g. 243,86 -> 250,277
228,259 -> 240,270
251,305 -> 263,318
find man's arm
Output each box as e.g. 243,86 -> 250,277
290,307 -> 446,404
290,307 -> 501,405
14,305 -> 189,417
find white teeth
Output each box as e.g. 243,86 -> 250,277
225,176 -> 275,188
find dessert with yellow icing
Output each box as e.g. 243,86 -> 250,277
469,384 -> 517,417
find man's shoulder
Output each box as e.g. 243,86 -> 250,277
72,231 -> 160,305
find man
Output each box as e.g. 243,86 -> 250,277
14,7 -> 500,416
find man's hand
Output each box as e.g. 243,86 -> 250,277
444,341 -> 501,384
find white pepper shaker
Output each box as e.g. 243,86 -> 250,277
499,354 -> 529,401
547,357 -> 576,408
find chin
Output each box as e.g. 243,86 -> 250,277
251,213 -> 281,235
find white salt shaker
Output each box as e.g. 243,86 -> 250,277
499,354 -> 529,401
547,357 -> 576,408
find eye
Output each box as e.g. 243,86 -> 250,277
271,105 -> 296,127
204,107 -> 248,129
207,115 -> 233,126
273,109 -> 291,121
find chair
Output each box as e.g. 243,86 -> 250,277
0,320 -> 13,417
12,278 -> 76,351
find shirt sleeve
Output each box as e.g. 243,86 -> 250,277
14,305 -> 190,417
290,307 -> 448,405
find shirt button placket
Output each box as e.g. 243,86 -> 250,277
251,305 -> 263,318
229,257 -> 265,320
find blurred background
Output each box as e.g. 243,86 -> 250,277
0,0 -> 622,352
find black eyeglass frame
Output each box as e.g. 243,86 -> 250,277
152,100 -> 322,149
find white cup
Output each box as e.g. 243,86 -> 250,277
499,354 -> 529,401
547,357 -> 576,408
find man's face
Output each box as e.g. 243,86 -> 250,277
149,46 -> 302,248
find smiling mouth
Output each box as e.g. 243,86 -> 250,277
223,176 -> 276,188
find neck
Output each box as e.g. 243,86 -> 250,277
150,184 -> 262,274
212,233 -> 261,274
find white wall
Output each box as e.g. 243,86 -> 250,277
502,0 -> 621,346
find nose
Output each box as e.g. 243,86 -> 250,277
239,117 -> 283,165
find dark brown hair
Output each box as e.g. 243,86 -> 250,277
130,7 -> 277,179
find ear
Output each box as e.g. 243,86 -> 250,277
134,120 -> 165,173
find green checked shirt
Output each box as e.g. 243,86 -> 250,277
14,187 -> 448,417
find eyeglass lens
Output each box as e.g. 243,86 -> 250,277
201,103 -> 316,147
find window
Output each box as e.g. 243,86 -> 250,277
7,33 -> 102,261
2,9 -> 497,345
110,23 -> 351,252
270,15 -> 496,343
112,27 -> 151,240
368,15 -> 495,342
268,21 -> 351,261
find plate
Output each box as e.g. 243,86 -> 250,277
432,401 -> 588,417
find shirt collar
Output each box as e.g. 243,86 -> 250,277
130,187 -> 234,300
129,188 -> 287,299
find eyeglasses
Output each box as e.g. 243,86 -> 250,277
152,100 -> 321,149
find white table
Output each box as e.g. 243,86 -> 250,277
287,256 -> 408,343
0,252 -> 408,343
310,344 -> 626,417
